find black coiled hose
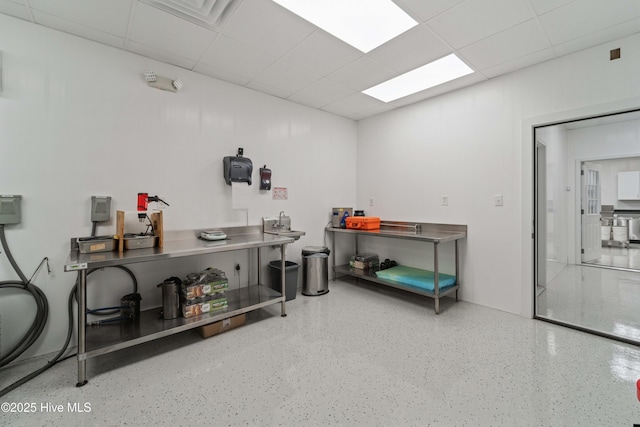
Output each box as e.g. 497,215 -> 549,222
0,225 -> 49,368
0,226 -> 138,397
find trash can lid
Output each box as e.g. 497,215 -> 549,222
307,253 -> 328,258
302,246 -> 330,255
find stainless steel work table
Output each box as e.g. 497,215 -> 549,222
65,226 -> 294,386
326,221 -> 467,314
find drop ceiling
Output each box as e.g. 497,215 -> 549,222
1,0 -> 640,120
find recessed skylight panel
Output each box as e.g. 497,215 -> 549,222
272,0 -> 418,53
363,54 -> 474,102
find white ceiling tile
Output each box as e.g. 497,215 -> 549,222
125,40 -> 198,69
0,1 -> 31,21
282,30 -> 362,77
459,19 -> 550,71
528,0 -> 574,15
322,93 -> 386,117
252,60 -> 319,95
129,2 -> 216,60
193,63 -> 251,86
199,35 -> 276,80
327,56 -> 397,92
288,78 -> 355,109
4,0 -> 640,120
427,71 -> 487,95
551,17 -> 640,57
481,47 -> 556,78
348,103 -> 396,120
30,10 -> 126,49
539,0 -> 640,45
389,88 -> 436,107
222,0 -> 315,57
246,80 -> 295,99
427,0 -> 535,49
368,24 -> 453,74
394,0 -> 466,22
28,0 -> 132,37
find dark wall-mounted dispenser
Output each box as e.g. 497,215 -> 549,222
223,147 -> 253,185
259,165 -> 271,190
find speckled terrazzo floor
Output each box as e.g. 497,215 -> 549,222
3,278 -> 640,426
538,263 -> 640,342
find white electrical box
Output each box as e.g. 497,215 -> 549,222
0,195 -> 22,225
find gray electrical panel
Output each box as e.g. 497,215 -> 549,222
0,195 -> 22,225
91,196 -> 111,222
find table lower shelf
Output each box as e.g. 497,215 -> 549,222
81,284 -> 282,360
334,264 -> 459,299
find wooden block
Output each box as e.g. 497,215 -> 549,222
116,210 -> 125,252
150,210 -> 163,248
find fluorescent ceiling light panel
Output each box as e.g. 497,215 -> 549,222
272,0 -> 417,53
363,54 -> 474,102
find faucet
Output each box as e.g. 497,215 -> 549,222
277,211 -> 285,229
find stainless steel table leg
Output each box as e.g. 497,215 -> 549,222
455,240 -> 459,301
434,242 -> 440,315
76,270 -> 88,386
257,247 -> 261,285
280,245 -> 287,317
330,229 -> 337,281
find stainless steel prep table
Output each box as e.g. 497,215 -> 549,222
65,225 -> 294,386
326,221 -> 467,314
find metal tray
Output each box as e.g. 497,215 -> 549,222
124,235 -> 156,250
77,237 -> 116,254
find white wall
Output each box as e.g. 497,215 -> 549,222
596,156 -> 640,210
0,15 -> 357,360
357,32 -> 640,316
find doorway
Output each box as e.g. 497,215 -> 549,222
534,109 -> 640,345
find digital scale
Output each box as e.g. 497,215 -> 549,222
200,230 -> 227,241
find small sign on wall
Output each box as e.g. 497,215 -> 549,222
273,187 -> 288,200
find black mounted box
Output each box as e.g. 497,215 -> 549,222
223,156 -> 253,185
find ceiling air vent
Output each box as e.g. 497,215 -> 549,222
140,0 -> 239,31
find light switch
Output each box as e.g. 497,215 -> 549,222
494,194 -> 504,207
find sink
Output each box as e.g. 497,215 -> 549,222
264,229 -> 306,241
262,215 -> 305,241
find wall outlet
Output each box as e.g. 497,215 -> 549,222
369,198 -> 374,207
234,264 -> 240,276
494,194 -> 504,207
441,195 -> 448,206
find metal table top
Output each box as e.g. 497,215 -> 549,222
65,226 -> 295,271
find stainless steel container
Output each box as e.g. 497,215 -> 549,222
302,246 -> 330,296
77,236 -> 116,254
158,278 -> 180,320
124,235 -> 156,250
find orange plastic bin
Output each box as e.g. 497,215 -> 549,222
346,216 -> 381,230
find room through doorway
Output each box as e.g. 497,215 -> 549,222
534,109 -> 640,345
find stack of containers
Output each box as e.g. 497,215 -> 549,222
181,268 -> 229,318
349,253 -> 380,271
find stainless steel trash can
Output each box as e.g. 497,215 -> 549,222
302,246 -> 330,296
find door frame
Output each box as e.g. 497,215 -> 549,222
535,140 -> 546,291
